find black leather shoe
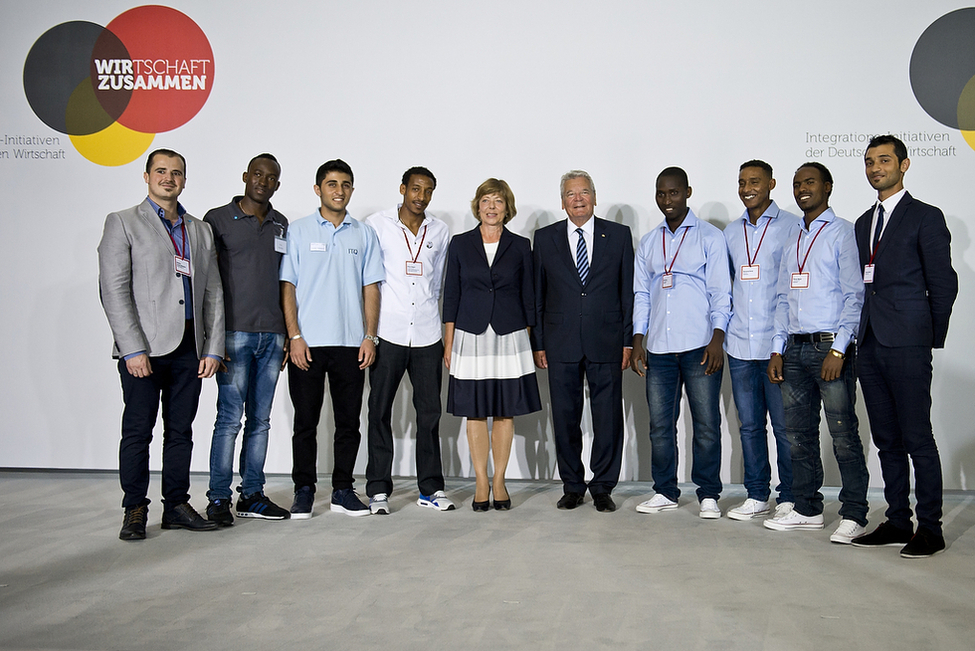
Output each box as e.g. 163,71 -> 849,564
471,500 -> 491,512
557,492 -> 585,510
119,504 -> 148,541
900,527 -> 946,558
593,493 -> 616,512
851,520 -> 912,548
493,498 -> 511,510
162,502 -> 218,531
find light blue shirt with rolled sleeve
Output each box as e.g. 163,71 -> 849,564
724,201 -> 801,360
279,210 -> 385,347
771,207 -> 863,355
633,210 -> 732,355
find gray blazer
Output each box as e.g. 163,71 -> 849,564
98,198 -> 225,359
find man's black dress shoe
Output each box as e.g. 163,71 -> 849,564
900,526 -> 946,558
161,502 -> 218,531
119,504 -> 148,541
593,493 -> 616,512
557,492 -> 585,510
472,499 -> 491,512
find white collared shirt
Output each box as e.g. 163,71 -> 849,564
869,187 -> 907,249
566,215 -> 595,267
365,206 -> 450,347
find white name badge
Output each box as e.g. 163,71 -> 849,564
662,272 -> 674,289
174,255 -> 191,276
791,272 -> 809,289
275,236 -> 288,254
310,242 -> 327,252
740,265 -> 760,281
863,264 -> 875,284
406,261 -> 423,276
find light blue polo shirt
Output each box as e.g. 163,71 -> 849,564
280,210 -> 384,347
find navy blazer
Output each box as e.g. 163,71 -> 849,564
855,191 -> 957,349
530,217 -> 634,364
442,226 -> 535,336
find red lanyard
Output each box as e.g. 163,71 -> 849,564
167,219 -> 187,258
796,221 -> 828,273
743,217 -> 773,266
663,226 -> 690,273
403,224 -> 427,264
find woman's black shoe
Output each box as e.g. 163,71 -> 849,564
493,499 -> 511,510
472,500 -> 491,512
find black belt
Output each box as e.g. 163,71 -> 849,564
789,332 -> 834,343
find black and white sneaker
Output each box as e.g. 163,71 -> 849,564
236,493 -> 290,520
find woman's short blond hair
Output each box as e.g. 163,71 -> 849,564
471,178 -> 517,224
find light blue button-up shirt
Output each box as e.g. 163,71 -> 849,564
634,209 -> 732,354
280,210 -> 385,347
771,207 -> 863,354
724,201 -> 801,360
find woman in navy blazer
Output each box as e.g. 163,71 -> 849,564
442,178 -> 541,511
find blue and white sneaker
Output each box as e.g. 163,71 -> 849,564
290,486 -> 314,520
330,488 -> 370,517
237,492 -> 290,520
417,490 -> 455,511
369,493 -> 390,515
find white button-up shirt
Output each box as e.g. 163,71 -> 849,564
365,206 -> 450,347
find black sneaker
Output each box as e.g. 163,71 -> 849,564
851,520 -> 912,548
119,504 -> 148,541
206,498 -> 235,527
290,486 -> 315,520
236,493 -> 290,520
900,527 -> 946,558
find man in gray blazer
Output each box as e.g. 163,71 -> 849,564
98,148 -> 225,541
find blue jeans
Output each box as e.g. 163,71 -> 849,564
208,332 -> 286,500
780,340 -> 868,525
646,347 -> 723,501
728,356 -> 793,503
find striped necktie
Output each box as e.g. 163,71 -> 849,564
576,227 -> 589,283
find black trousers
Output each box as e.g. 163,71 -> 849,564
547,358 -> 624,496
288,347 -> 365,492
118,322 -> 201,512
858,329 -> 943,534
366,339 -> 445,497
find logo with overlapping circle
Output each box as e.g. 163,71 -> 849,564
23,5 -> 214,166
910,8 -> 975,151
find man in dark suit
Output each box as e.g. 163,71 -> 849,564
851,134 -> 957,558
531,170 -> 634,512
98,148 -> 225,540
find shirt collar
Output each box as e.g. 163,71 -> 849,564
566,215 -> 595,238
147,197 -> 186,226
803,207 -> 837,230
316,209 -> 352,227
654,208 -> 699,233
739,200 -> 783,226
878,188 -> 907,214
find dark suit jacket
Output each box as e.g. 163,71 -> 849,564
530,217 -> 634,364
855,191 -> 957,349
441,226 -> 535,336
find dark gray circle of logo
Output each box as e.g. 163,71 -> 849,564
910,8 -> 975,131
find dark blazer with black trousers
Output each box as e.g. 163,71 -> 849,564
531,217 -> 634,496
442,225 -> 535,335
854,190 -> 957,534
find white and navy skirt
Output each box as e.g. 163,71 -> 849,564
447,325 -> 541,418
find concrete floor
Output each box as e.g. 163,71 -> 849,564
0,471 -> 973,651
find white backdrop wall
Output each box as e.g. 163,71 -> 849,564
2,1 -> 974,490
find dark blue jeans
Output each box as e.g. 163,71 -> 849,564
208,331 -> 286,500
780,340 -> 868,525
728,356 -> 793,503
646,347 -> 722,502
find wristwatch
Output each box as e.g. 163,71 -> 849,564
364,335 -> 379,345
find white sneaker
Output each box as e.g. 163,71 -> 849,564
636,493 -> 678,513
830,519 -> 867,544
699,498 -> 721,519
417,490 -> 456,511
774,501 -> 795,517
763,508 -> 825,531
369,493 -> 390,515
727,498 -> 769,521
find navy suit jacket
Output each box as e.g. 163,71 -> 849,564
530,217 -> 634,364
442,226 -> 535,336
854,191 -> 957,349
